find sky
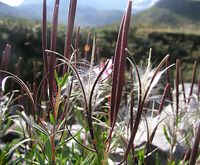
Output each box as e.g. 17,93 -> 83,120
0,0 -> 24,6
0,0 -> 160,9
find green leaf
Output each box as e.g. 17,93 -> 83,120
36,152 -> 46,165
17,111 -> 49,136
80,153 -> 96,165
54,71 -> 71,87
94,126 -> 105,161
54,70 -> 61,85
50,113 -> 56,125
0,151 -> 9,165
6,138 -> 32,156
72,143 -> 79,161
44,138 -> 52,163
59,72 -> 69,87
163,125 -> 172,145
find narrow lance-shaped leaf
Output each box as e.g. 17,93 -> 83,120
17,111 -> 49,136
1,71 -> 37,119
6,138 -> 32,156
45,50 -> 88,110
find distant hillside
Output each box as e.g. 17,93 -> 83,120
156,0 -> 200,20
0,2 -> 26,18
20,0 -> 128,11
132,0 -> 200,27
0,1 -> 123,27
1,0 -> 200,27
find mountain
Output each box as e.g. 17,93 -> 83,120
1,0 -> 200,27
20,0 -> 127,11
0,1 -> 124,26
20,0 -> 163,12
133,0 -> 160,10
17,3 -> 123,26
156,0 -> 200,21
132,0 -> 200,27
75,7 -> 123,26
0,2 -> 26,18
0,0 -> 160,27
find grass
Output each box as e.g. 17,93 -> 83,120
136,26 -> 200,36
0,0 -> 199,164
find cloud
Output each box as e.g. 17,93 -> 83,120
0,0 -> 24,6
148,0 -> 160,7
134,0 -> 160,10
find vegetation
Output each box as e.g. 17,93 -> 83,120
0,18 -> 199,81
0,0 -> 199,165
132,0 -> 200,28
